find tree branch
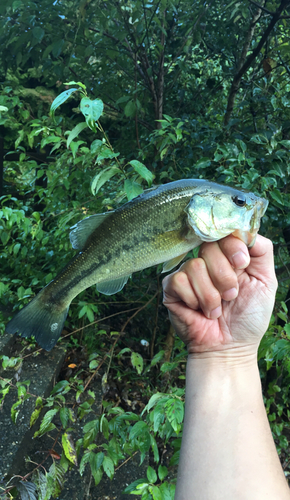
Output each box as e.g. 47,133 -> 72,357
224,0 -> 290,126
248,0 -> 275,15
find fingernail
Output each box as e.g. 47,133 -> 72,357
210,306 -> 222,319
222,287 -> 238,301
232,251 -> 249,269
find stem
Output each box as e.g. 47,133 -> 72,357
96,120 -> 127,176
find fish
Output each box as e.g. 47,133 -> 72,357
5,179 -> 268,351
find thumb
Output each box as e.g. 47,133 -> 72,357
247,235 -> 277,293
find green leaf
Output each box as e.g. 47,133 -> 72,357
13,243 -> 21,255
150,484 -> 163,500
89,360 -> 99,369
12,1 -> 23,12
147,465 -> 157,484
129,421 -> 148,440
124,100 -> 136,117
270,189 -> 284,206
195,158 -> 211,169
65,81 -> 87,90
52,39 -> 64,57
80,97 -> 104,128
103,455 -> 114,479
1,231 -> 10,245
36,408 -> 59,437
66,122 -> 88,148
131,351 -> 143,374
91,139 -> 103,154
123,478 -> 148,494
150,434 -> 159,462
90,451 -> 104,473
91,166 -> 121,195
51,380 -> 70,395
70,140 -> 85,158
80,451 -> 91,476
96,148 -> 120,162
60,407 -> 70,429
11,400 -> 22,423
32,27 -> 45,42
124,179 -> 143,201
158,464 -> 168,481
30,407 -> 42,427
50,89 -> 78,116
159,482 -> 175,500
92,467 -> 103,485
16,481 -> 37,500
129,160 -> 154,185
165,398 -> 184,433
62,432 -> 78,466
150,350 -> 164,367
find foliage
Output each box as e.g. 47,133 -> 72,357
1,0 -> 290,496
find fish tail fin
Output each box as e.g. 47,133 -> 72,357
5,291 -> 69,351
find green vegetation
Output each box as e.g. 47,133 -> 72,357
1,0 -> 290,497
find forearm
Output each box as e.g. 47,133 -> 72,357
175,349 -> 290,500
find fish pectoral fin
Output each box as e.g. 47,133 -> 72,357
162,253 -> 188,273
69,212 -> 113,250
96,275 -> 131,296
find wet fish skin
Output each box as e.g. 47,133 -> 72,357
5,179 -> 268,351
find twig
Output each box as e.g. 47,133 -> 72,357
115,450 -> 138,471
248,0 -> 275,15
83,291 -> 158,392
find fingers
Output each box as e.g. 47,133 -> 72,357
163,258 -> 222,319
217,236 -> 250,270
163,235 -> 252,320
199,238 -> 246,301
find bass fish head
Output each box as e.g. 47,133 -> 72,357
185,183 -> 268,247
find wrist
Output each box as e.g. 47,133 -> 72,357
185,346 -> 263,428
187,342 -> 259,368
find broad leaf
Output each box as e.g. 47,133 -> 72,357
66,122 -> 88,148
129,160 -> 154,185
124,179 -> 143,201
80,97 -> 104,129
50,88 -> 78,116
91,166 -> 121,195
62,432 -> 78,466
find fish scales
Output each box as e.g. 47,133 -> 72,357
5,179 -> 268,350
47,180 -> 201,305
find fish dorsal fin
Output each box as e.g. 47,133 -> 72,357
69,212 -> 112,250
96,275 -> 131,296
162,252 -> 188,273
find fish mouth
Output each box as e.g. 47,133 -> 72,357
232,198 -> 268,248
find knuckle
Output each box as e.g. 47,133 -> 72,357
202,288 -> 220,306
191,258 -> 206,273
218,271 -> 237,288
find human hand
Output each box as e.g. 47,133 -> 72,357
162,235 -> 277,355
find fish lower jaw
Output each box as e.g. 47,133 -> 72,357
231,229 -> 258,247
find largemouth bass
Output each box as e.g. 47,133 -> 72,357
6,179 -> 268,351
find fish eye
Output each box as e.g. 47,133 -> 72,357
232,195 -> 246,207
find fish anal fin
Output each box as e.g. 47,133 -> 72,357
162,252 -> 188,273
96,275 -> 131,296
69,212 -> 112,250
